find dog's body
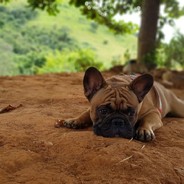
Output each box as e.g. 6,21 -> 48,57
56,67 -> 184,141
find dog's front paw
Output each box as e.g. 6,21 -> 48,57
54,119 -> 65,128
55,119 -> 81,129
63,119 -> 82,129
54,118 -> 84,129
135,127 -> 155,142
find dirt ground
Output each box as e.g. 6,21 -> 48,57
0,71 -> 184,184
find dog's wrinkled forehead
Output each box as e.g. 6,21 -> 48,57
90,84 -> 139,110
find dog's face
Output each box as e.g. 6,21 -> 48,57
83,67 -> 153,139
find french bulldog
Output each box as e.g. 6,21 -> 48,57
55,67 -> 184,141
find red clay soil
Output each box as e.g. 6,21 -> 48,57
0,71 -> 184,184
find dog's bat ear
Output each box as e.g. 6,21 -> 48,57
129,74 -> 154,102
83,67 -> 107,101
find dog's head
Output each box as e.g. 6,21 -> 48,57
83,67 -> 153,139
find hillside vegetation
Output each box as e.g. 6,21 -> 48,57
0,0 -> 137,76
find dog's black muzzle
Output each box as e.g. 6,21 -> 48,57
93,115 -> 134,139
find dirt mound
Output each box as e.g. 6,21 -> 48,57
0,72 -> 184,184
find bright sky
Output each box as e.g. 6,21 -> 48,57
116,0 -> 184,43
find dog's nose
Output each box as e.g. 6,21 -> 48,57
112,119 -> 124,127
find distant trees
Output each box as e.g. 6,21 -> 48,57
158,32 -> 184,69
4,0 -> 182,70
0,5 -> 76,74
1,0 -> 184,72
0,4 -> 103,75
38,49 -> 103,74
0,0 -> 60,15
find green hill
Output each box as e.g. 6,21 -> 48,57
0,0 -> 137,76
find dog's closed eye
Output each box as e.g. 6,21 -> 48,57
97,105 -> 112,116
123,107 -> 136,116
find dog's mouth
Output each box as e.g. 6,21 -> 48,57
93,116 -> 134,139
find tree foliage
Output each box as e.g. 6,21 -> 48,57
68,0 -> 184,40
27,0 -> 60,15
38,49 -> 103,74
2,0 -> 181,38
67,0 -> 184,69
157,32 -> 184,69
0,0 -> 59,14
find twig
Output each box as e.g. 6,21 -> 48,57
141,145 -> 145,150
0,104 -> 22,114
119,155 -> 133,163
116,144 -> 146,165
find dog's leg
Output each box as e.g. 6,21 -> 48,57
55,109 -> 93,129
135,112 -> 163,141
